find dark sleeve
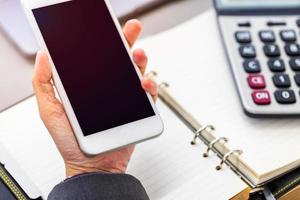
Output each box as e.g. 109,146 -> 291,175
48,173 -> 150,200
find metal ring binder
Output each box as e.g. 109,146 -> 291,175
159,82 -> 170,88
203,137 -> 229,158
147,71 -> 158,77
190,125 -> 215,145
216,150 -> 243,171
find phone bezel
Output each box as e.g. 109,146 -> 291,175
22,0 -> 164,155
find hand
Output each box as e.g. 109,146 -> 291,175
32,20 -> 158,177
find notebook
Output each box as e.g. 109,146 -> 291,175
127,100 -> 247,199
0,97 -> 246,200
0,96 -> 246,199
0,144 -> 42,200
0,10 -> 248,198
133,9 -> 300,187
0,99 -> 65,198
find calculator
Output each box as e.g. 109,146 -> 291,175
214,0 -> 300,117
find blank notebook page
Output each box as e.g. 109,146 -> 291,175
135,10 -> 300,182
128,101 -> 246,199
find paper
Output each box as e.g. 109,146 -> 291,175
128,101 -> 246,200
0,97 -> 65,198
0,88 -> 246,200
136,9 -> 300,184
0,144 -> 41,199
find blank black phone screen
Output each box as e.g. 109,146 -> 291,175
33,0 -> 155,136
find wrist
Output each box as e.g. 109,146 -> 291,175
65,164 -> 105,178
65,163 -> 126,178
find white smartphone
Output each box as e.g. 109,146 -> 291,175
22,0 -> 164,155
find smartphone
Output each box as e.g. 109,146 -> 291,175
22,0 -> 164,155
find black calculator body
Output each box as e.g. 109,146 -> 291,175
214,0 -> 300,117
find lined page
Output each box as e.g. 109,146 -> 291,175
0,90 -> 246,199
0,97 -> 65,198
128,101 -> 246,199
136,10 -> 300,183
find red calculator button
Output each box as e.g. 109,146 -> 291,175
247,75 -> 266,89
252,91 -> 271,105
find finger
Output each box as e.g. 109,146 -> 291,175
123,19 -> 142,47
141,78 -> 158,102
33,52 -> 77,149
33,51 -> 52,85
133,48 -> 148,75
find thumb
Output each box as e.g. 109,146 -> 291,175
32,51 -> 59,121
32,52 -> 80,158
33,51 -> 52,86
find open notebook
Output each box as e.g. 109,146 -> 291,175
0,10 -> 248,199
0,97 -> 246,199
134,9 -> 300,187
127,100 -> 246,199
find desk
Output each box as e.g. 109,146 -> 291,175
1,1 -> 299,199
135,0 -> 212,38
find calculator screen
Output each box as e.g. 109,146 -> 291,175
216,0 -> 300,9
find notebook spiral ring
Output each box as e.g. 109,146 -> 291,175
147,71 -> 158,77
191,125 -> 215,145
159,82 -> 170,88
203,137 -> 229,158
216,150 -> 243,171
148,72 -> 246,181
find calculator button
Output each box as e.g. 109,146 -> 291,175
294,74 -> 300,86
238,22 -> 251,27
263,44 -> 280,57
252,91 -> 271,105
274,90 -> 296,104
243,60 -> 261,73
272,74 -> 291,88
285,44 -> 300,56
239,45 -> 256,58
280,30 -> 297,42
235,31 -> 251,43
268,59 -> 285,72
267,21 -> 286,26
289,58 -> 300,71
259,31 -> 275,43
297,19 -> 300,27
247,75 -> 266,89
